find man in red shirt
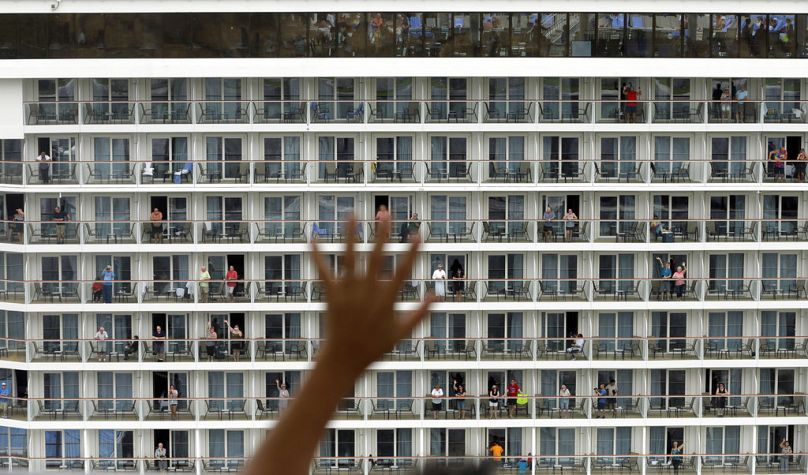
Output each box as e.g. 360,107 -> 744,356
225,265 -> 239,301
507,378 -> 520,418
625,83 -> 641,123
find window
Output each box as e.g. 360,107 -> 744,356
37,137 -> 78,182
599,77 -> 638,120
707,312 -> 743,352
90,78 -> 130,121
707,253 -> 745,293
540,370 -> 576,410
429,428 -> 465,461
764,78 -> 800,121
486,312 -> 523,352
150,137 -> 188,178
540,312 -> 577,352
763,195 -> 798,238
205,137 -> 243,181
599,136 -> 637,179
261,136 -> 301,181
0,311 -> 23,354
597,14 -> 626,57
169,431 -> 190,466
597,254 -> 635,293
318,137 -> 355,179
650,369 -> 685,409
652,195 -> 690,233
205,196 -> 243,236
148,78 -> 188,122
761,311 -> 796,352
41,255 -> 77,296
599,195 -> 635,237
374,78 -> 413,120
376,429 -> 412,463
758,426 -> 793,463
487,428 -> 523,458
261,78 -> 301,121
541,137 -> 580,180
705,368 -> 742,407
39,196 -> 77,239
36,79 -> 77,123
45,430 -> 80,469
43,372 -> 79,412
649,427 -> 685,465
208,430 -> 244,467
152,255 -> 189,293
375,137 -> 414,179
93,196 -> 131,242
652,79 -> 691,121
263,196 -> 301,239
705,427 -> 741,465
0,254 -> 24,296
204,78 -> 243,121
264,370 -> 301,410
761,369 -> 795,410
762,253 -> 797,295
709,194 -> 746,236
0,427 -> 26,457
488,137 -> 526,180
0,140 -> 22,183
487,254 -> 524,294
710,137 -> 747,178
596,428 -> 632,463
317,195 -> 355,236
597,312 -> 634,353
430,195 -> 467,236
653,137 -> 690,178
317,78 -> 355,120
376,371 -> 412,411
654,16 -> 683,57
320,429 -> 355,468
99,115 -> 130,155
264,255 -> 302,296
539,427 -> 575,466
596,370 -> 633,407
488,195 -> 525,236
487,78 -> 525,118
429,312 -> 466,353
541,254 -> 578,294
94,313 -> 132,354
208,372 -> 244,412
429,78 -> 468,121
711,15 -> 739,57
429,136 -> 468,180
542,78 -> 581,120
650,312 -> 687,353
98,430 -> 133,468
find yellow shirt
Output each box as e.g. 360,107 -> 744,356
490,445 -> 504,459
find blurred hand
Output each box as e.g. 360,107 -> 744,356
312,215 -> 434,375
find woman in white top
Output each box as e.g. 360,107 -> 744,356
276,380 -> 290,413
432,264 -> 447,300
430,384 -> 444,419
168,384 -> 179,419
559,384 -> 572,415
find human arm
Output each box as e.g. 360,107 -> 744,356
246,217 -> 433,475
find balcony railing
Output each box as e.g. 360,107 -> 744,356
9,335 -> 808,364
5,276 -> 808,305
23,99 -> 808,127
8,157 -> 808,186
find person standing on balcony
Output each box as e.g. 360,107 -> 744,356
0,382 -> 10,417
154,442 -> 168,471
150,208 -> 164,243
796,148 -> 807,182
672,263 -> 687,298
101,265 -> 115,304
625,83 -> 641,123
199,266 -> 211,302
168,385 -> 179,419
11,208 -> 24,243
453,379 -> 466,419
276,380 -> 290,414
225,266 -> 239,301
563,208 -> 578,241
450,260 -> 464,302
375,204 -> 390,236
559,384 -> 572,416
94,326 -> 109,361
430,383 -> 443,419
714,382 -> 729,416
36,151 -> 51,183
507,378 -> 520,418
224,319 -> 244,361
670,441 -> 684,474
432,263 -> 446,300
780,439 -> 793,473
153,325 -> 166,362
488,384 -> 501,418
123,335 -> 138,360
206,323 -> 218,360
52,205 -> 69,244
542,206 -> 556,242
735,83 -> 749,123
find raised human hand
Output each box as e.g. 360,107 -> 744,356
312,215 -> 434,376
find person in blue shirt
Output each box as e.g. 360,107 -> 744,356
0,382 -> 10,417
595,384 -> 608,417
101,265 -> 115,304
655,256 -> 674,299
